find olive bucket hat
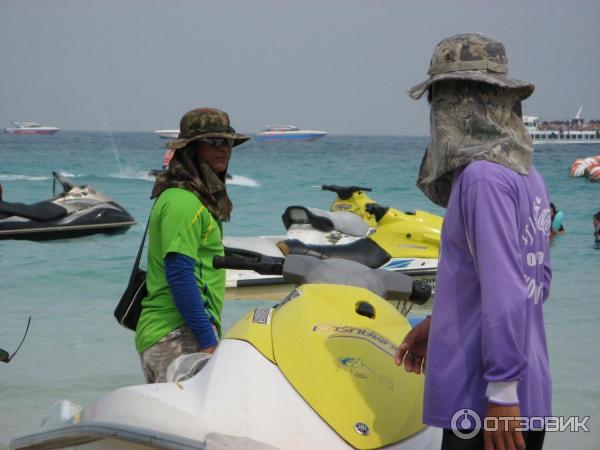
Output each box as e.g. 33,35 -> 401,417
167,107 -> 250,150
407,32 -> 534,101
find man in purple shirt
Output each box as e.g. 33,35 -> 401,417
395,33 -> 552,450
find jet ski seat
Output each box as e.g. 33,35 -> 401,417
282,206 -> 370,237
0,201 -> 68,221
278,237 -> 390,269
282,255 -> 413,302
224,236 -> 284,258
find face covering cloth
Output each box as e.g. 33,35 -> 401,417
417,80 -> 533,207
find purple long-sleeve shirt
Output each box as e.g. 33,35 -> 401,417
424,160 -> 552,429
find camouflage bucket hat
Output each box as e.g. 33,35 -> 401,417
407,32 -> 534,101
167,108 -> 250,150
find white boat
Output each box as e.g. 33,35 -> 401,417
524,106 -> 600,144
4,122 -> 59,135
256,125 -> 327,142
154,129 -> 179,139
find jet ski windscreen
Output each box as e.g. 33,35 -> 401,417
52,171 -> 74,193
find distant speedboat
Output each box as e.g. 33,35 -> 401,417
154,129 -> 179,139
256,125 -> 326,142
4,122 -> 59,135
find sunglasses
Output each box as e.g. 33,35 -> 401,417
0,316 -> 31,364
200,138 -> 234,148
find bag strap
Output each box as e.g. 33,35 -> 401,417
128,208 -> 153,284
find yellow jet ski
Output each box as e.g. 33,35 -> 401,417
225,185 -> 442,301
11,255 -> 441,450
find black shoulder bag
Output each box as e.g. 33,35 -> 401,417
113,214 -> 151,331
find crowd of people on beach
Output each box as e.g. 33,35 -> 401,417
534,119 -> 600,132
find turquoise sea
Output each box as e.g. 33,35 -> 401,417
0,132 -> 598,449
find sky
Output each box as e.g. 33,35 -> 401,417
1,0 -> 599,135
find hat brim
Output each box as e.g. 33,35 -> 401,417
407,71 -> 534,101
167,132 -> 250,150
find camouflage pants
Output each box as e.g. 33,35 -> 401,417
140,324 -> 217,383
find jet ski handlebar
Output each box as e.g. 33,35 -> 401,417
213,254 -> 432,304
321,185 -> 372,200
213,255 -> 284,275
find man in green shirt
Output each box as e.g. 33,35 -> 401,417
136,108 -> 249,383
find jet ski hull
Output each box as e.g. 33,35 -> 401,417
0,220 -> 135,241
11,340 -> 441,450
10,422 -> 208,450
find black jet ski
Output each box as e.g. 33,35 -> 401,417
0,172 -> 136,241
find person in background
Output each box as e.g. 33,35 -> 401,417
162,148 -> 175,170
593,211 -> 600,250
395,33 -> 551,450
549,202 -> 565,240
135,108 -> 249,383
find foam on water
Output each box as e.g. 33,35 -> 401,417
106,169 -> 260,185
0,172 -> 79,182
0,174 -> 50,181
227,174 -> 260,187
56,171 -> 78,178
109,167 -> 155,182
